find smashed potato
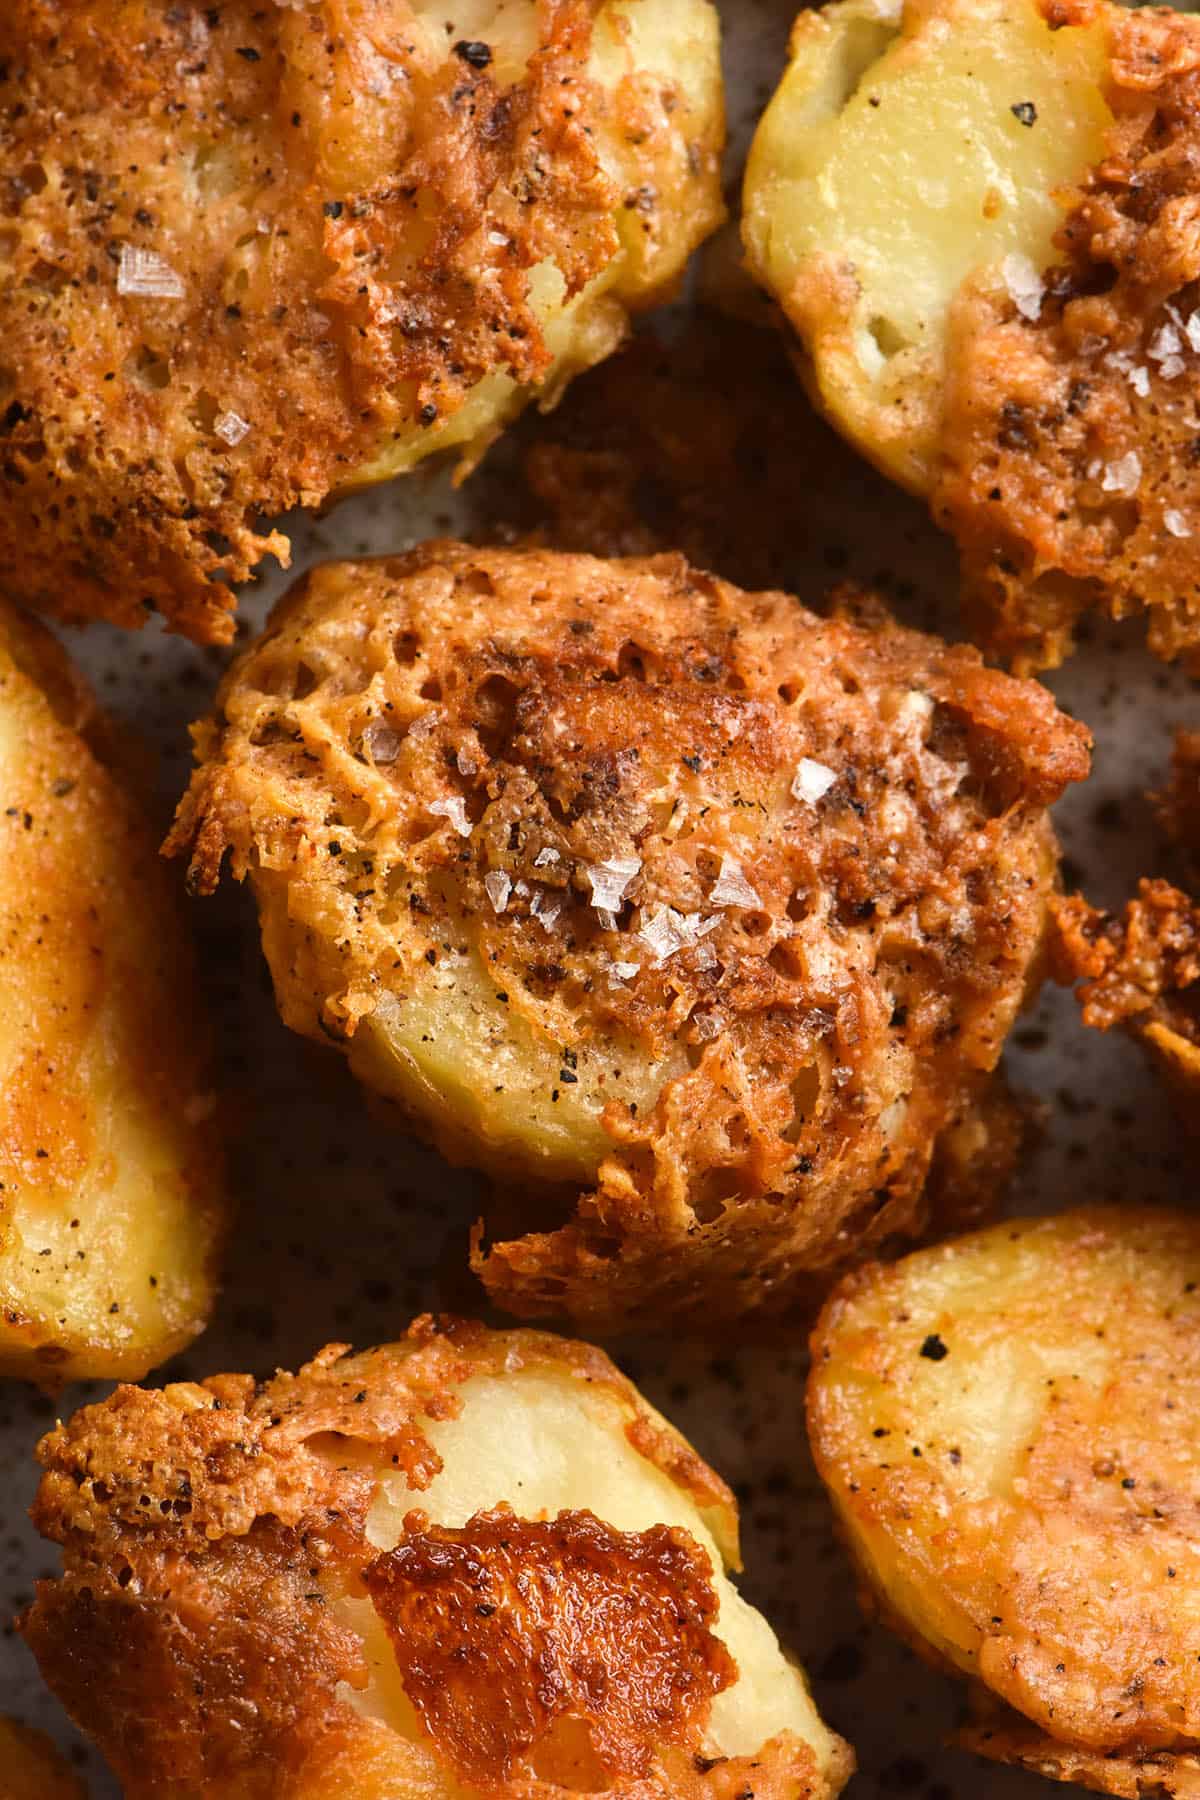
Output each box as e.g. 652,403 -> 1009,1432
22,1315 -> 853,1799
0,0 -> 723,643
168,543 -> 1088,1331
1053,879 -> 1200,1128
809,1207 -> 1200,1797
744,0 -> 1200,670
0,600 -> 224,1381
0,1718 -> 86,1800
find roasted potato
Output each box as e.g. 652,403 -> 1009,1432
0,0 -> 723,644
0,599 -> 224,1381
22,1315 -> 854,1799
0,1718 -> 86,1800
1053,879 -> 1200,1132
167,542 -> 1089,1332
744,0 -> 1200,670
809,1207 -> 1200,1798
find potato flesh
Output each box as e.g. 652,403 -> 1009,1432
742,0 -> 1111,490
0,624 -> 221,1380
809,1209 -> 1200,1756
337,1367 -> 841,1778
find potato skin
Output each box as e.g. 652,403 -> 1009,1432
0,0 -> 722,643
0,600 -> 224,1381
168,543 -> 1087,1332
0,1718 -> 86,1799
22,1315 -> 853,1799
745,0 -> 1200,671
809,1208 -> 1200,1793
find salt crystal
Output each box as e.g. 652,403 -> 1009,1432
1101,452 -> 1141,497
484,870 -> 511,914
1165,509 -> 1192,539
214,410 -> 250,446
792,757 -> 837,805
429,795 -> 472,838
609,961 -> 640,982
533,847 -> 560,868
586,855 -> 641,914
638,906 -> 693,964
1150,322 -> 1183,365
1128,365 -> 1150,398
117,245 -> 185,299
364,723 -> 402,764
456,747 -> 478,776
1186,312 -> 1200,355
1001,253 -> 1043,323
531,889 -> 561,931
709,853 -> 762,910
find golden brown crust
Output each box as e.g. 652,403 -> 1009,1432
0,0 -> 722,641
22,1316 -> 836,1800
961,1711 -> 1200,1798
167,542 -> 1088,1331
1052,879 -> 1200,1120
934,0 -> 1200,670
365,1505 -> 735,1787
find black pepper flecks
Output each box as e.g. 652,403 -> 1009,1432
1010,100 -> 1037,126
919,1333 -> 949,1361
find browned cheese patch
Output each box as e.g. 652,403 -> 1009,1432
935,1 -> 1200,670
0,0 -> 720,640
365,1505 -> 735,1788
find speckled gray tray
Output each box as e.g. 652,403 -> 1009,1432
1,3 -> 1194,1794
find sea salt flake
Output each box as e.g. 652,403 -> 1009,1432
484,870 -> 511,914
531,888 -> 561,931
117,245 -> 185,299
709,853 -> 762,910
609,961 -> 640,982
1185,312 -> 1200,354
364,723 -> 402,764
638,906 -> 692,964
429,795 -> 472,838
533,847 -> 560,868
456,747 -> 478,776
1128,365 -> 1151,398
692,940 -> 719,971
792,757 -> 837,805
1001,253 -> 1043,322
1101,452 -> 1141,497
1161,354 -> 1186,381
586,855 -> 641,914
214,409 -> 250,446
1165,509 -> 1192,539
1150,322 -> 1183,364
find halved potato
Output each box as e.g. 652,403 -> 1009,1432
744,0 -> 1200,669
23,1316 -> 854,1798
167,543 -> 1090,1332
0,600 -> 224,1381
0,1718 -> 86,1800
809,1207 -> 1200,1796
0,0 -> 723,642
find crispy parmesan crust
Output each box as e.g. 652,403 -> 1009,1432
365,1506 -> 735,1787
0,1718 -> 86,1800
0,0 -> 722,641
1052,879 -> 1200,1120
21,1316 -> 841,1800
167,543 -> 1088,1331
961,1711 -> 1200,1798
935,0 -> 1200,670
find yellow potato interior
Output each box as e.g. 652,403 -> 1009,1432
809,1209 -> 1200,1758
0,614 -> 223,1381
743,0 -> 1111,490
337,1367 -> 843,1780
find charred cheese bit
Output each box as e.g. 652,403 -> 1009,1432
809,1208 -> 1200,1796
0,0 -> 723,642
167,542 -> 1089,1332
1053,878 -> 1200,1130
23,1318 -> 853,1799
0,599 -> 224,1382
745,0 -> 1200,671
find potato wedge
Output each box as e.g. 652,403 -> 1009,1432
0,1718 -> 86,1800
23,1316 -> 854,1799
167,543 -> 1089,1332
744,0 -> 1200,670
809,1207 -> 1200,1795
0,0 -> 723,643
0,601 -> 224,1381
